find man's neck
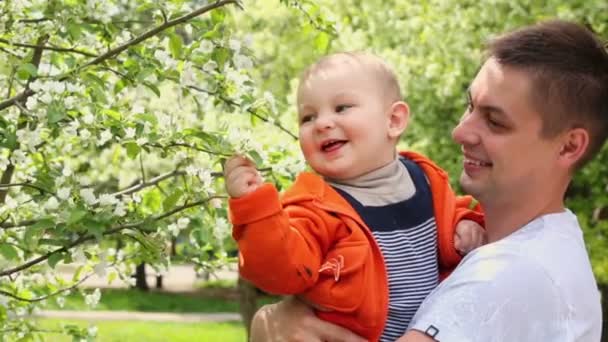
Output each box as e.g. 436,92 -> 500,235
483,193 -> 566,243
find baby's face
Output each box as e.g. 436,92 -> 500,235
296,64 -> 398,180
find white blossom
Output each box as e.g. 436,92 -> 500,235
87,325 -> 98,338
79,128 -> 91,140
94,260 -> 107,278
213,217 -> 230,242
25,96 -> 38,110
57,187 -> 71,200
196,40 -> 214,54
113,201 -> 127,217
82,112 -> 95,125
167,223 -> 180,237
62,164 -> 72,177
98,194 -> 118,206
233,54 -> 253,69
228,39 -> 241,52
177,217 -> 190,229
80,188 -> 97,205
84,288 -> 101,308
124,127 -> 136,139
202,60 -> 218,73
210,198 -> 223,209
72,248 -> 87,264
56,296 -> 66,308
0,158 -> 9,172
44,197 -> 59,211
97,130 -> 113,146
136,137 -> 148,146
64,96 -> 77,109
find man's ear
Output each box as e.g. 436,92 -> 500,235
388,101 -> 410,139
557,127 -> 589,169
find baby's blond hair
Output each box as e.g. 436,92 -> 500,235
298,51 -> 402,104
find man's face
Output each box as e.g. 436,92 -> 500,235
451,58 -> 564,207
296,64 -> 396,180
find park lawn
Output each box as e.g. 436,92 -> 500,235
37,319 -> 246,342
45,288 -> 280,313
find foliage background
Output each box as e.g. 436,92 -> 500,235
0,0 -> 607,340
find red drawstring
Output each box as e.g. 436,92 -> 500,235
319,255 -> 344,282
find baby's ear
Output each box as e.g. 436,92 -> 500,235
387,101 -> 410,139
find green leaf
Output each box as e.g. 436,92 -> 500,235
124,142 -> 141,159
67,21 -> 82,41
314,32 -> 330,53
103,109 -> 122,121
143,188 -> 162,213
48,252 -> 64,269
169,33 -> 183,59
163,189 -> 183,211
31,218 -> 56,230
211,8 -> 226,25
47,102 -> 66,124
0,243 -> 19,260
247,150 -> 264,166
17,63 -> 38,79
72,265 -> 85,282
142,81 -> 161,97
67,208 -> 88,225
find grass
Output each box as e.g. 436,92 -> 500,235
37,319 -> 246,342
45,288 -> 280,313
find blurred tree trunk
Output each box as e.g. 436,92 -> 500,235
600,283 -> 608,342
238,276 -> 258,339
134,263 -> 149,291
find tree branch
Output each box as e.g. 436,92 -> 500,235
111,170 -> 187,197
148,142 -> 233,157
0,196 -> 225,277
0,267 -> 102,303
0,182 -> 56,197
75,0 -> 240,72
1,0 -> 240,113
0,38 -> 97,57
187,85 -> 298,140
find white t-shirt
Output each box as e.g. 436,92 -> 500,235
409,210 -> 602,342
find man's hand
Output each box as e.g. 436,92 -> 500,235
454,219 -> 486,255
250,296 -> 367,342
224,155 -> 263,198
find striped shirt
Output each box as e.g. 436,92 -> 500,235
330,157 -> 439,341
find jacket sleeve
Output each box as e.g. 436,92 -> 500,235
436,190 -> 485,279
229,183 -> 338,295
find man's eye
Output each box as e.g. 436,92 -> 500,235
335,105 -> 351,113
486,117 -> 503,129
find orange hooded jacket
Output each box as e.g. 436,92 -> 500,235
229,151 -> 484,341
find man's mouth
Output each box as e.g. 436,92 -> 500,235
464,157 -> 492,167
321,139 -> 347,152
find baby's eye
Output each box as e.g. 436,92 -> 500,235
335,104 -> 352,113
300,114 -> 314,124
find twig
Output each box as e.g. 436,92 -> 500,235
0,182 -> 57,197
0,38 -> 97,57
187,85 -> 298,140
0,267 -> 102,303
0,196 -> 225,277
148,142 -> 232,157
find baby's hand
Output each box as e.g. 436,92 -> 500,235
224,156 -> 264,198
454,219 -> 486,255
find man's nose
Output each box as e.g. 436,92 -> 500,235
452,112 -> 478,146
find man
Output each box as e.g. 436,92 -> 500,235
250,20 -> 607,341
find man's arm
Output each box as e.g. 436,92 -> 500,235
250,296 -> 366,342
396,330 -> 436,342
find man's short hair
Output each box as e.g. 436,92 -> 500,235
487,20 -> 608,168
